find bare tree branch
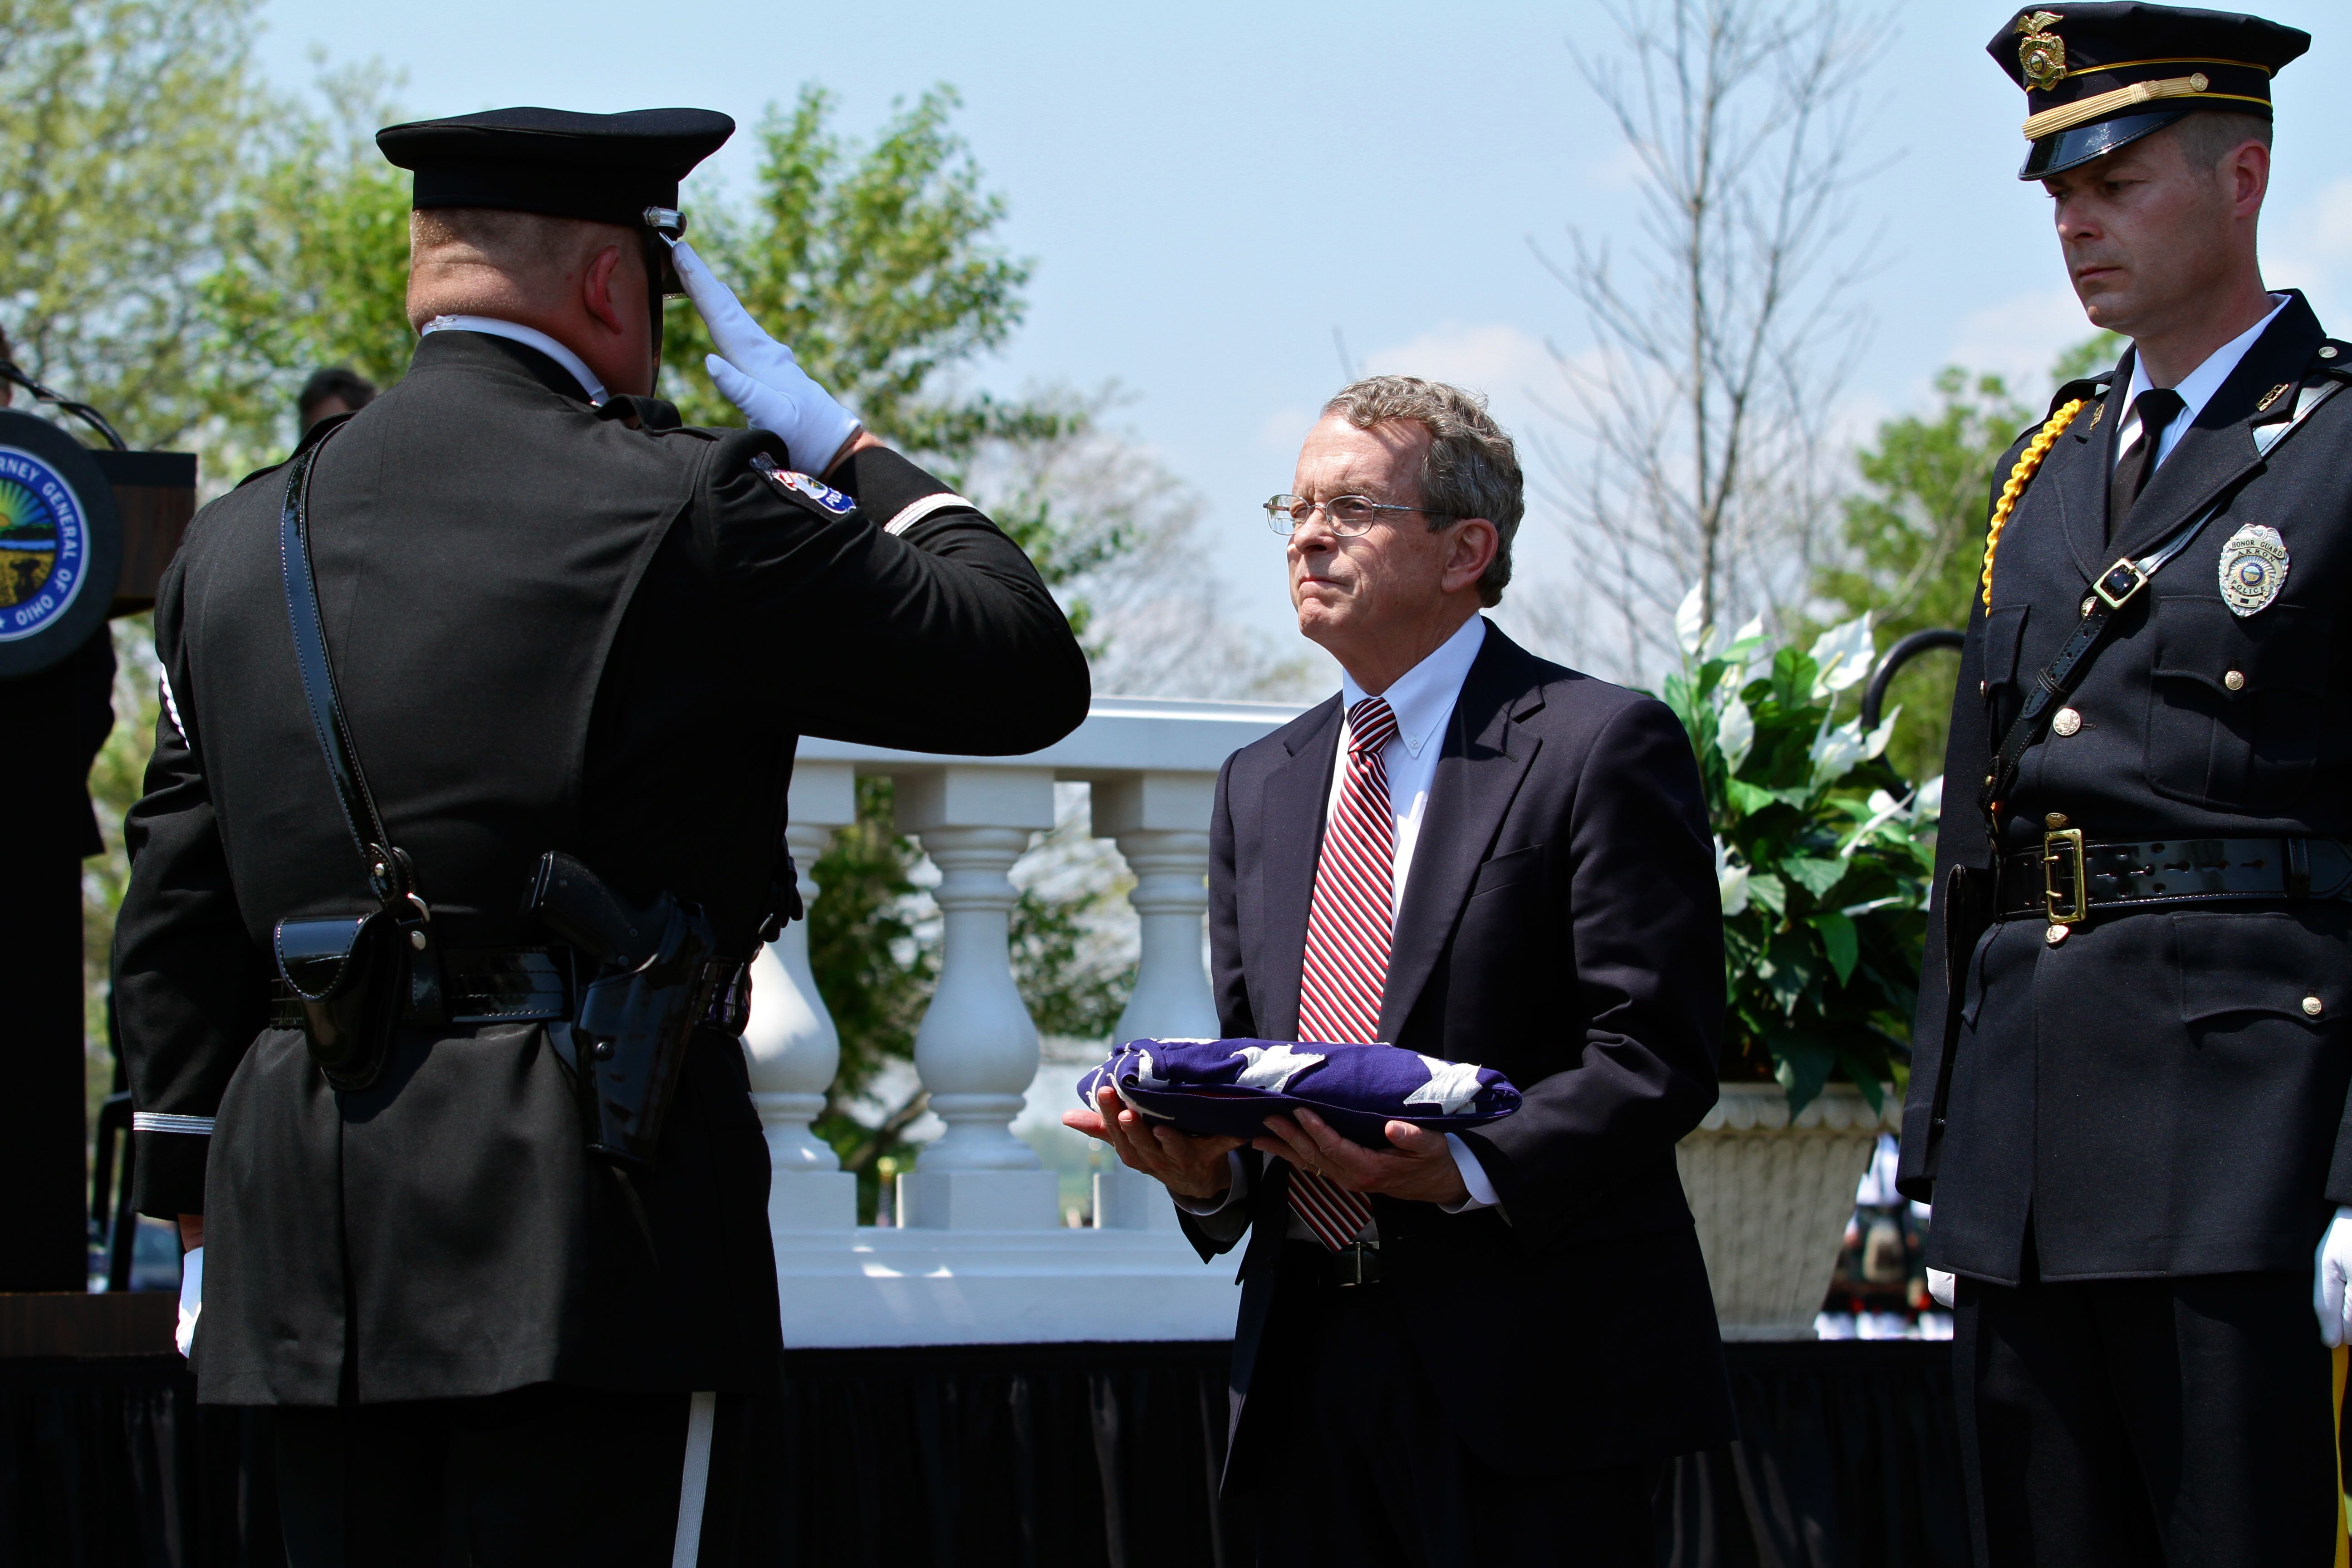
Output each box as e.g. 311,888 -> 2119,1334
1532,0 -> 1892,676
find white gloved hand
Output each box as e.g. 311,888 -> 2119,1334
2313,1206 -> 2352,1346
175,1245 -> 203,1358
669,239 -> 862,474
1926,1267 -> 1956,1309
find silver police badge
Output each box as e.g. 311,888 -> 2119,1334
2217,523 -> 2288,617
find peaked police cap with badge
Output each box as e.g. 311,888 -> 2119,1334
1990,3 -> 2309,180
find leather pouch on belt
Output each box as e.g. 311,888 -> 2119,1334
274,912 -> 406,1092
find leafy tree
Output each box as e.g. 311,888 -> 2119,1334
659,85 -> 1041,460
0,0 -> 269,448
1818,333 -> 2125,780
195,68 -> 414,474
1815,369 -> 2031,781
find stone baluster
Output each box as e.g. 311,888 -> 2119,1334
894,765 -> 1062,1230
742,760 -> 858,1231
1090,772 -> 1219,1231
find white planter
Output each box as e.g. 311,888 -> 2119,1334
1676,1081 -> 1899,1340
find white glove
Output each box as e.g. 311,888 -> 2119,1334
1926,1267 -> 1956,1309
175,1245 -> 203,1358
669,239 -> 862,473
2314,1206 -> 2352,1346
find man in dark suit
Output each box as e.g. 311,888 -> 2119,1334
113,108 -> 1088,1565
1070,376 -> 1732,1565
1898,10 -> 2346,1564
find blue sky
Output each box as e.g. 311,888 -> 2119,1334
255,0 -> 2350,669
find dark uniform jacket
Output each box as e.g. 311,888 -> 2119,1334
115,329 -> 1089,1405
1186,626 -> 1736,1478
1899,291 -> 2352,1285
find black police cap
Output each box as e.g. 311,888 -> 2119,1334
376,107 -> 734,233
1988,4 -> 2309,180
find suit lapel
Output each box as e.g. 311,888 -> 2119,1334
2114,294 -> 2323,562
1376,629 -> 1543,1044
1259,697 -> 1340,1042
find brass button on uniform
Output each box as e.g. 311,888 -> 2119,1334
2305,996 -> 2325,1018
2224,669 -> 2246,691
2046,924 -> 2069,946
2323,346 -> 2340,360
2045,812 -> 2070,830
2052,707 -> 2083,736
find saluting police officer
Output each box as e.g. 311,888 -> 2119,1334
112,108 -> 1089,1565
1899,9 -> 2350,1564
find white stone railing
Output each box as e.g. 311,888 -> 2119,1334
741,695 -> 1305,1346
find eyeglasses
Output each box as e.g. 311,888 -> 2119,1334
1263,493 -> 1455,539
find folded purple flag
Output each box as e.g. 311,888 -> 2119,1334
1075,1037 -> 1520,1148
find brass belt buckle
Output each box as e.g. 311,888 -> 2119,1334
2043,828 -> 2087,924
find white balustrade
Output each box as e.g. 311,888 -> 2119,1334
758,696 -> 1304,1346
895,766 -> 1060,1229
742,762 -> 858,1231
1090,772 -> 1221,1233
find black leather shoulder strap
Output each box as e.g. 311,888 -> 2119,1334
277,422 -> 418,909
1978,374 -> 2345,831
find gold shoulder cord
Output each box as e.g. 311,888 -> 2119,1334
1980,398 -> 2086,609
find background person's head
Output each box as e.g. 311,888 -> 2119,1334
406,207 -> 656,397
298,367 -> 376,433
1279,376 -> 1519,692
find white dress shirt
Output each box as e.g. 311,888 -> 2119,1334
2112,292 -> 2289,474
1174,613 -> 1504,1235
420,314 -> 608,407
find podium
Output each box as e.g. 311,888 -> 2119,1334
0,407 -> 195,1291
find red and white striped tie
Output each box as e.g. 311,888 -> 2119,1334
1289,695 -> 1400,1250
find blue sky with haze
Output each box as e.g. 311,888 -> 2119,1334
256,0 -> 2348,670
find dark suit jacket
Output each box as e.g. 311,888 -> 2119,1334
1186,622 -> 1735,1479
113,331 -> 1088,1404
1901,291 -> 2352,1284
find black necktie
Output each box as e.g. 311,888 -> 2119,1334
2108,387 -> 2185,542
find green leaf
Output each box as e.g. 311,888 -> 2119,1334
1763,933 -> 1819,1017
1832,1049 -> 1886,1114
1810,911 -> 1858,984
1745,872 -> 1788,917
1773,1037 -> 1835,1117
1781,855 -> 1847,899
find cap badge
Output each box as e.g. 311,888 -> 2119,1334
2217,523 -> 2288,617
2016,12 -> 2067,90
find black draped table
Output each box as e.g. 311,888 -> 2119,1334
1,1338 -> 1967,1567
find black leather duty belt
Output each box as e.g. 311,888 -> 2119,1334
1996,834 -> 2352,924
270,946 -> 573,1029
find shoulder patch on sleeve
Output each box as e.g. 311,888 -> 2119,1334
750,451 -> 856,515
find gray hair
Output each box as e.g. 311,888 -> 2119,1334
1322,375 -> 1523,607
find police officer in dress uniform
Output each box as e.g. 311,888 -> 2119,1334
1898,9 -> 2351,1564
110,108 -> 1088,1565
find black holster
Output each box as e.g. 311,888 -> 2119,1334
524,849 -> 737,1171
572,899 -> 724,1170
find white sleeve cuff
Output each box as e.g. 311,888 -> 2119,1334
882,491 -> 978,537
1440,1133 -> 1501,1214
1168,1151 -> 1251,1215
134,1112 -> 216,1136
